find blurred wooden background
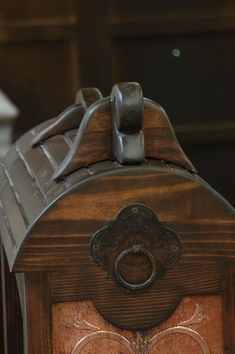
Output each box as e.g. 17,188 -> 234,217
0,1 -> 235,352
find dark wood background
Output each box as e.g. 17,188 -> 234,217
0,1 -> 235,350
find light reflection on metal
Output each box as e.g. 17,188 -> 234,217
71,303 -> 211,353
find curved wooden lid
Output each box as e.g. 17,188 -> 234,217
0,82 -> 233,279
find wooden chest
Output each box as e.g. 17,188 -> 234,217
1,82 -> 235,354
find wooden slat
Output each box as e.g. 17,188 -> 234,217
0,20 -> 78,43
110,13 -> 235,37
0,183 -> 26,249
17,135 -> 66,201
7,159 -> 43,223
42,135 -> 71,167
23,273 -> 51,354
1,250 -> 23,354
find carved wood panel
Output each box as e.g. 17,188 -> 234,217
52,295 -> 224,353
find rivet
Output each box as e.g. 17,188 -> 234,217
132,207 -> 139,213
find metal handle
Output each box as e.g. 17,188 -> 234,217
31,87 -> 103,147
110,82 -> 145,164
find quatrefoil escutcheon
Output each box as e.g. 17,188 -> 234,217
90,204 -> 182,291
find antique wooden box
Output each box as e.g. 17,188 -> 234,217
1,82 -> 235,354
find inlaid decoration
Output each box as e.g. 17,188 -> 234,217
52,295 -> 224,353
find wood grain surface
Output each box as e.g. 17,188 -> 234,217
1,250 -> 23,354
1,149 -> 235,334
8,160 -> 235,272
52,295 -> 224,354
1,159 -> 232,329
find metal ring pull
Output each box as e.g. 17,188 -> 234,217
114,245 -> 157,290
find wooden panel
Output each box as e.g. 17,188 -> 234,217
22,272 -> 51,354
110,0 -> 235,17
0,0 -> 80,146
108,1 -> 235,37
0,41 -> 79,137
52,295 -> 224,353
1,250 -> 23,354
16,163 -> 235,271
111,33 -> 235,126
0,0 -> 75,20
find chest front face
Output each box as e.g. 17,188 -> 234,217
1,82 -> 234,354
17,164 -> 235,354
